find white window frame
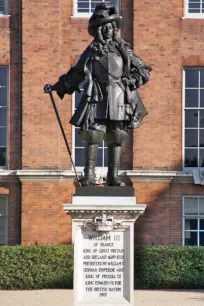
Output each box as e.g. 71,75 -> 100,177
183,67 -> 204,172
0,195 -> 8,245
72,90 -> 108,174
184,0 -> 204,18
73,0 -> 120,18
0,66 -> 8,169
0,0 -> 8,15
182,196 -> 204,246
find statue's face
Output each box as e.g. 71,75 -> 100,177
101,22 -> 113,40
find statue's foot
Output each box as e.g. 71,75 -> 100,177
107,176 -> 125,187
80,176 -> 95,186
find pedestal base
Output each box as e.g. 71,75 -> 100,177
63,187 -> 146,306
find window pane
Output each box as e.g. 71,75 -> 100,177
96,149 -> 103,166
0,128 -> 7,146
185,129 -> 198,147
185,219 -> 198,230
185,89 -> 198,108
184,197 -> 198,215
189,3 -> 201,8
185,110 -> 198,128
200,69 -> 204,88
78,2 -> 89,9
185,231 -> 197,246
199,198 -> 204,215
78,9 -> 90,12
0,216 -> 6,233
91,0 -> 114,8
185,70 -> 199,88
200,90 -> 204,108
199,149 -> 204,167
75,129 -> 85,147
200,110 -> 204,127
189,9 -> 201,13
0,107 -> 7,127
75,148 -> 84,167
0,67 -> 7,86
75,91 -> 83,109
200,130 -> 204,147
199,232 -> 204,246
0,235 -> 5,245
200,219 -> 204,230
0,148 -> 6,166
185,149 -> 198,167
0,88 -> 7,107
0,198 -> 6,214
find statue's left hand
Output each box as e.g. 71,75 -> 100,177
44,84 -> 53,93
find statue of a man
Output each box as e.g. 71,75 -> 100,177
44,3 -> 151,186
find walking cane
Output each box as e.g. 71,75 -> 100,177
44,84 -> 81,186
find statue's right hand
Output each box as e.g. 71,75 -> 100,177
44,84 -> 53,93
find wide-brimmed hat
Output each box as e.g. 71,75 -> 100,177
88,3 -> 123,37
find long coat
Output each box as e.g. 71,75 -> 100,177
55,39 -> 151,130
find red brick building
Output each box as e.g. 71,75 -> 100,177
0,0 -> 204,246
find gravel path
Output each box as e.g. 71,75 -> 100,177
0,289 -> 204,306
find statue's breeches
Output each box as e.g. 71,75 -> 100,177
80,121 -> 129,146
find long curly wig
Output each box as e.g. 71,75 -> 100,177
89,21 -> 127,61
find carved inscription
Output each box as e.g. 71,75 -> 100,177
82,231 -> 124,299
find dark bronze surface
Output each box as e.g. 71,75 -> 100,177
44,3 -> 151,187
74,186 -> 134,197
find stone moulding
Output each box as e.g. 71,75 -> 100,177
63,204 -> 146,221
0,169 -> 194,184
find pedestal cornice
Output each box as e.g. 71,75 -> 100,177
63,203 -> 146,221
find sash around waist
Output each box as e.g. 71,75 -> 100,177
93,78 -> 121,84
93,78 -> 125,91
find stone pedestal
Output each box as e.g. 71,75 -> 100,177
63,187 -> 146,306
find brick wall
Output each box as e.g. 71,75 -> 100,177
4,0 -> 204,247
134,182 -> 204,246
133,0 -> 204,170
21,0 -> 134,170
20,180 -> 204,246
21,0 -> 91,169
21,182 -> 75,245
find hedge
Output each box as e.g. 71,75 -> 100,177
134,246 -> 204,289
0,245 -> 73,289
0,245 -> 204,289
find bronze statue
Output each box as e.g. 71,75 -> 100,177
44,3 -> 151,187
